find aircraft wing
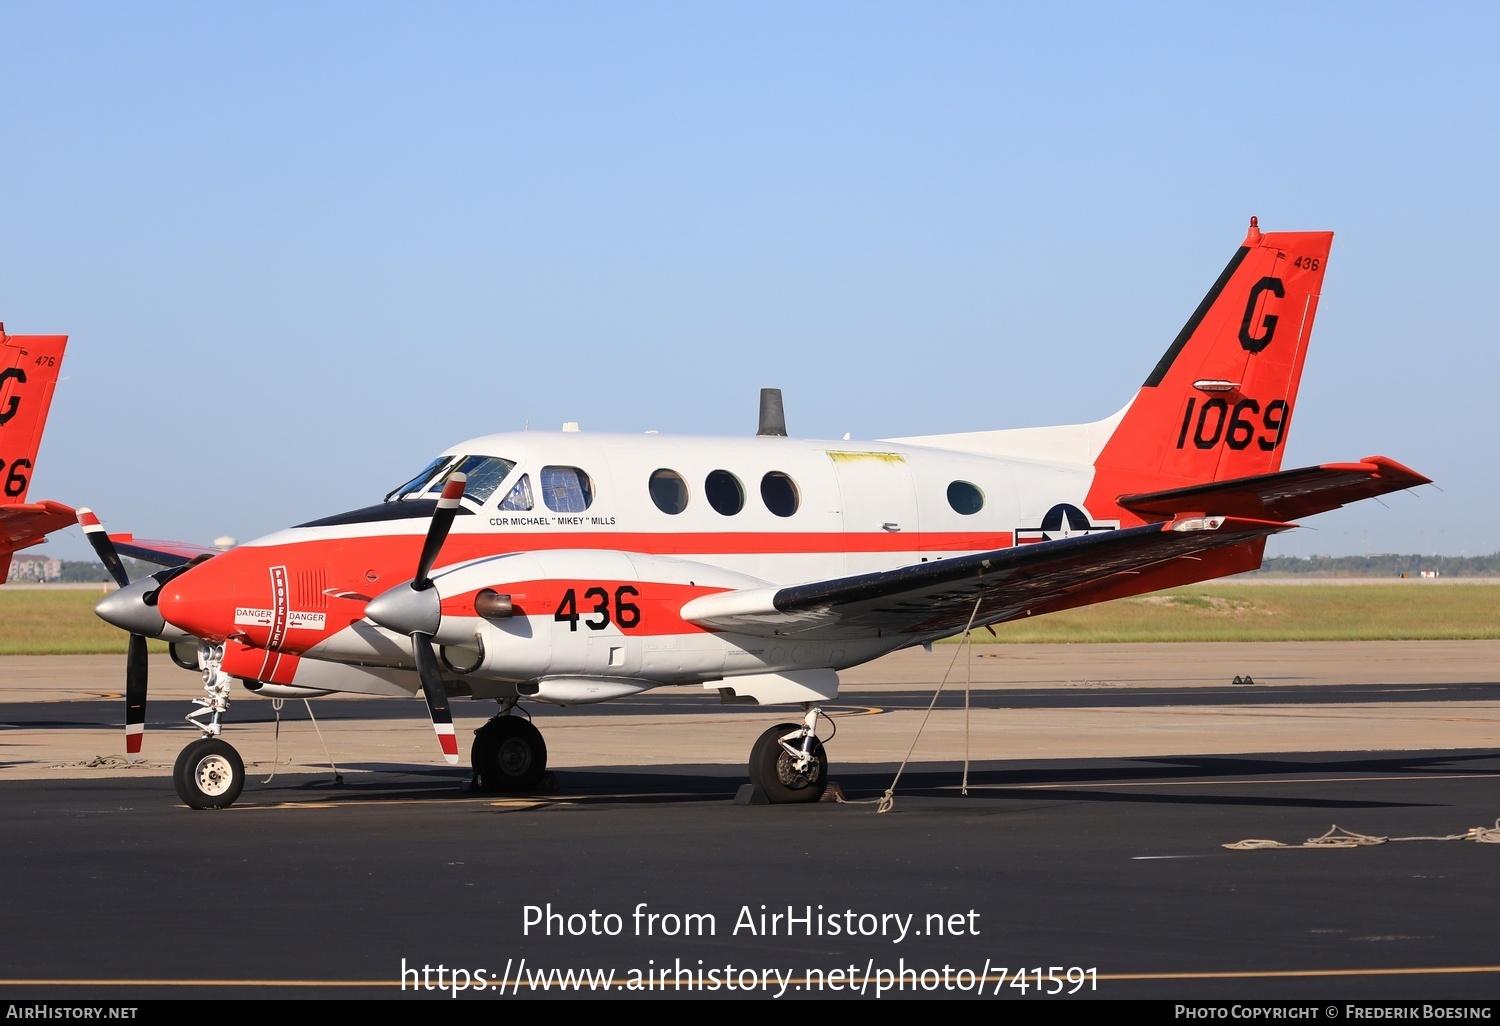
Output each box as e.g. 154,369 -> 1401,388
106,534 -> 221,567
681,515 -> 1290,640
1117,456 -> 1430,523
0,500 -> 77,554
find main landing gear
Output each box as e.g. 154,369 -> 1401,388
471,702 -> 548,792
173,643 -> 247,810
747,704 -> 829,803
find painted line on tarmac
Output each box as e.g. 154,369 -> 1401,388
981,773 -> 1497,790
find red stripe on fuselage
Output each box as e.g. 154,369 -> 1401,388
158,528 -> 1015,650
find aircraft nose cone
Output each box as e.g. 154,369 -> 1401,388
153,560 -> 235,643
95,578 -> 167,637
364,584 -> 441,637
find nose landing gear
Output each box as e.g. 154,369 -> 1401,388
174,643 -> 246,810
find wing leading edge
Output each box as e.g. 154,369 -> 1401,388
107,535 -> 221,567
682,515 -> 1291,641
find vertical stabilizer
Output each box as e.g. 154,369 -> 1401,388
0,326 -> 69,580
1086,220 -> 1333,517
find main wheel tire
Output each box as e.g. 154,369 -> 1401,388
472,717 -> 548,792
748,722 -> 828,804
173,738 -> 245,810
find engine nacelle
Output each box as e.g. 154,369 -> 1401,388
419,550 -> 768,685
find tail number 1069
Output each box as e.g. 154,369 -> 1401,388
1175,397 -> 1289,452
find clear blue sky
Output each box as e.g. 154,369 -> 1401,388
4,2 -> 1493,560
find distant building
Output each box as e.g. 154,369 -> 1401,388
5,553 -> 62,582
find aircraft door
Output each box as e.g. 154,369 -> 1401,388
828,451 -> 920,574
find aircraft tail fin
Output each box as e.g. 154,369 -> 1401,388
1087,220 -> 1334,515
0,325 -> 69,580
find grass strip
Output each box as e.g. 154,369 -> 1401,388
3,583 -> 1499,655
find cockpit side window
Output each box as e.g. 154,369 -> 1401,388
541,466 -> 594,513
499,474 -> 534,511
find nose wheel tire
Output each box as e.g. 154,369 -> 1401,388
173,738 -> 246,810
749,722 -> 828,804
472,717 -> 548,792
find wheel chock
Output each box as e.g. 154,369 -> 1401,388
734,783 -> 771,805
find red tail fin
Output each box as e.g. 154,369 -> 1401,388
1087,220 -> 1333,519
0,325 -> 69,580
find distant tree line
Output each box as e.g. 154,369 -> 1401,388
55,558 -> 164,583
1255,553 -> 1500,577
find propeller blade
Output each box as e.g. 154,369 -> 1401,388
371,472 -> 465,765
414,472 -> 467,589
77,508 -> 130,589
412,633 -> 459,765
79,509 -> 150,758
125,633 -> 148,760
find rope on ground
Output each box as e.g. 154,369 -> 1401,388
260,698 -> 286,783
303,699 -> 343,785
877,597 -> 983,814
1225,820 -> 1500,850
259,698 -> 343,785
962,617 -> 973,796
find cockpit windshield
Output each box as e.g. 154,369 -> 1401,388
385,455 -> 517,505
385,457 -> 453,501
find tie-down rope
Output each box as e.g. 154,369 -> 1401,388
260,698 -> 343,785
1226,821 -> 1500,849
876,596 -> 983,814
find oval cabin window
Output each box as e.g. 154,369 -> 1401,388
946,480 -> 984,515
760,472 -> 800,518
705,470 -> 745,516
649,469 -> 689,515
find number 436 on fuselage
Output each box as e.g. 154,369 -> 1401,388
84,219 -> 1429,809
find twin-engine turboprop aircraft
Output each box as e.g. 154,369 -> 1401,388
85,220 -> 1430,809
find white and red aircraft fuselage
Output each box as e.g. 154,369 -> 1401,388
85,220 -> 1429,809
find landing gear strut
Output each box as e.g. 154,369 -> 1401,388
747,704 -> 828,803
472,705 -> 548,792
174,643 -> 247,810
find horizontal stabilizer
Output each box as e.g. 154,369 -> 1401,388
1117,456 -> 1430,523
0,500 -> 76,555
